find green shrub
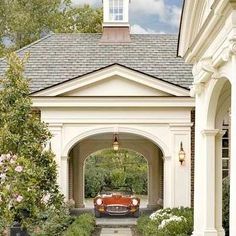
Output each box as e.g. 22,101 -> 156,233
137,207 -> 193,236
30,204 -> 74,236
223,176 -> 230,236
63,213 -> 95,236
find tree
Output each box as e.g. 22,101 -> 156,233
0,1 -> 103,57
84,149 -> 148,198
60,4 -> 103,34
0,53 -> 63,232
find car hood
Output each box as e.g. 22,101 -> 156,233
101,194 -> 133,205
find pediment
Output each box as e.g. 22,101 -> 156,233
62,75 -> 171,97
32,64 -> 189,97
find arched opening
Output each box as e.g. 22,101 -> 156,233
84,148 -> 150,208
67,132 -> 164,210
206,78 -> 231,235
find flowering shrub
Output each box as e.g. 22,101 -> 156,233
0,53 -> 63,233
137,207 -> 193,236
0,153 -> 62,230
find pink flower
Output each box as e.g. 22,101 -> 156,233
16,195 -> 23,202
15,166 -> 23,172
42,194 -> 51,204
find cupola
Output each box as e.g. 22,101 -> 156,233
101,0 -> 131,43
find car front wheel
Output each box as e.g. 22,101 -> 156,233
133,209 -> 140,218
94,208 -> 101,218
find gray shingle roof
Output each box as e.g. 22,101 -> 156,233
0,33 -> 193,93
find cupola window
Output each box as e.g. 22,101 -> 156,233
109,0 -> 124,21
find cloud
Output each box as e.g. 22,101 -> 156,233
72,0 -> 100,6
130,0 -> 181,28
131,24 -> 165,34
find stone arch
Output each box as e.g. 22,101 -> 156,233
63,126 -> 170,158
202,76 -> 231,234
67,130 -> 165,209
206,77 -> 231,128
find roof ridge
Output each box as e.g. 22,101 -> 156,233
0,34 -> 54,62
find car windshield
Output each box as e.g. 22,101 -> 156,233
100,186 -> 133,196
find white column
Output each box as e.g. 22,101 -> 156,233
200,129 -> 219,236
73,145 -> 85,208
164,156 -> 174,208
61,156 -> 69,200
192,89 -> 206,236
48,124 -> 63,191
78,159 -> 85,208
230,53 -> 236,235
215,131 -> 225,236
147,149 -> 160,209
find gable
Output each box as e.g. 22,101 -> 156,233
62,75 -> 171,97
32,64 -> 190,97
178,0 -> 214,58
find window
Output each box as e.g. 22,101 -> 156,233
109,0 -> 124,21
222,119 -> 230,178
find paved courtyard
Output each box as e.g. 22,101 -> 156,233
100,227 -> 132,236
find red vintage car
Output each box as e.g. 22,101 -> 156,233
93,186 -> 140,218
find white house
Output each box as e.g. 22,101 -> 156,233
0,0 -> 233,235
179,0 -> 234,235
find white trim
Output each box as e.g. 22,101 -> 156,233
32,65 -> 190,97
32,96 -> 195,108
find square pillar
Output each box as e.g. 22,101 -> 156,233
169,124 -> 192,207
163,155 -> 174,208
147,148 -> 160,210
72,145 -> 85,208
48,124 -> 64,193
61,156 -> 69,200
193,129 -> 219,236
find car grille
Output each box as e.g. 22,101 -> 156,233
106,205 -> 128,214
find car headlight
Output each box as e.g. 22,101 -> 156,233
96,198 -> 103,205
132,198 -> 139,206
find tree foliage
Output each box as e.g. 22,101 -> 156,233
0,53 -> 63,232
85,149 -> 148,198
0,1 -> 103,56
223,176 -> 230,236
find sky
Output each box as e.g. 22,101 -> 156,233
72,0 -> 183,34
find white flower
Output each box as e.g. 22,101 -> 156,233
158,215 -> 186,230
0,173 -> 6,180
10,159 -> 16,164
16,195 -> 23,202
5,184 -> 10,190
42,193 -> 51,204
0,154 -> 6,161
6,154 -> 11,160
15,166 -> 23,172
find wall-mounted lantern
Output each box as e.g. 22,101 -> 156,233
179,142 -> 186,165
112,134 -> 119,151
